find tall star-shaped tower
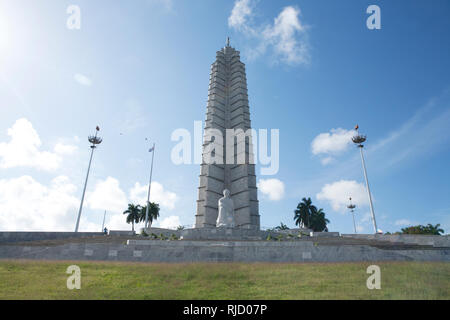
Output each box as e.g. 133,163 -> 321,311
195,40 -> 260,230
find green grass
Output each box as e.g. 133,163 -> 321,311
0,260 -> 448,299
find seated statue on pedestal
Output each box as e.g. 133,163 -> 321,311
216,189 -> 235,228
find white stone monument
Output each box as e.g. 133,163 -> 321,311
195,40 -> 260,229
216,189 -> 235,228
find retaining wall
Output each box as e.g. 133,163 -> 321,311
342,234 -> 450,247
0,240 -> 448,263
0,232 -> 105,244
143,227 -> 310,241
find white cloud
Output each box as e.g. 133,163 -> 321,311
320,157 -> 334,166
311,128 -> 355,165
74,73 -> 92,86
308,92 -> 450,177
0,118 -> 70,171
311,128 -> 355,156
228,2 -> 309,65
105,180 -> 179,231
129,181 -> 178,210
54,143 -> 77,155
0,139 -> 178,232
0,175 -> 97,231
262,6 -> 309,65
86,177 -> 128,214
228,0 -> 254,31
84,176 -> 144,232
394,219 -> 415,226
356,225 -> 365,233
155,215 -> 181,229
106,211 -> 134,231
258,178 -> 285,201
316,180 -> 368,212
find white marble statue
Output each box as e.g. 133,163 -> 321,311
216,189 -> 235,228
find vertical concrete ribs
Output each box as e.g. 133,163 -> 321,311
195,43 -> 260,230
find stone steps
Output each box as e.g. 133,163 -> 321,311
6,234 -> 443,251
304,237 -> 441,250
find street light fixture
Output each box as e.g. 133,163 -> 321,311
347,197 -> 357,234
144,143 -> 156,229
352,125 -> 378,234
75,126 -> 102,232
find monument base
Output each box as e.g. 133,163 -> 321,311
142,227 -> 312,241
0,232 -> 448,263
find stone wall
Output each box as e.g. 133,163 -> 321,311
1,231 -> 449,263
276,228 -> 312,235
0,232 -> 105,244
108,230 -> 136,237
0,240 -> 448,263
342,234 -> 450,247
310,232 -> 340,237
143,227 -> 310,241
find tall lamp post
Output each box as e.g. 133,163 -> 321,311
144,143 -> 156,229
352,125 -> 378,234
75,126 -> 102,232
347,197 -> 357,234
101,210 -> 107,232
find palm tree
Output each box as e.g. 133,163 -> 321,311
275,222 -> 289,230
309,208 -> 330,232
123,204 -> 141,232
294,197 -> 317,229
401,223 -> 444,235
424,223 -> 444,235
139,202 -> 160,227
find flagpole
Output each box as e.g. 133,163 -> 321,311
145,143 -> 155,229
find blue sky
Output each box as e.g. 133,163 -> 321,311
0,0 -> 449,233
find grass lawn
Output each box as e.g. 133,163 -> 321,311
0,260 -> 448,299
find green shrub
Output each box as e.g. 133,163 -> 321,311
170,234 -> 178,241
400,224 -> 444,235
